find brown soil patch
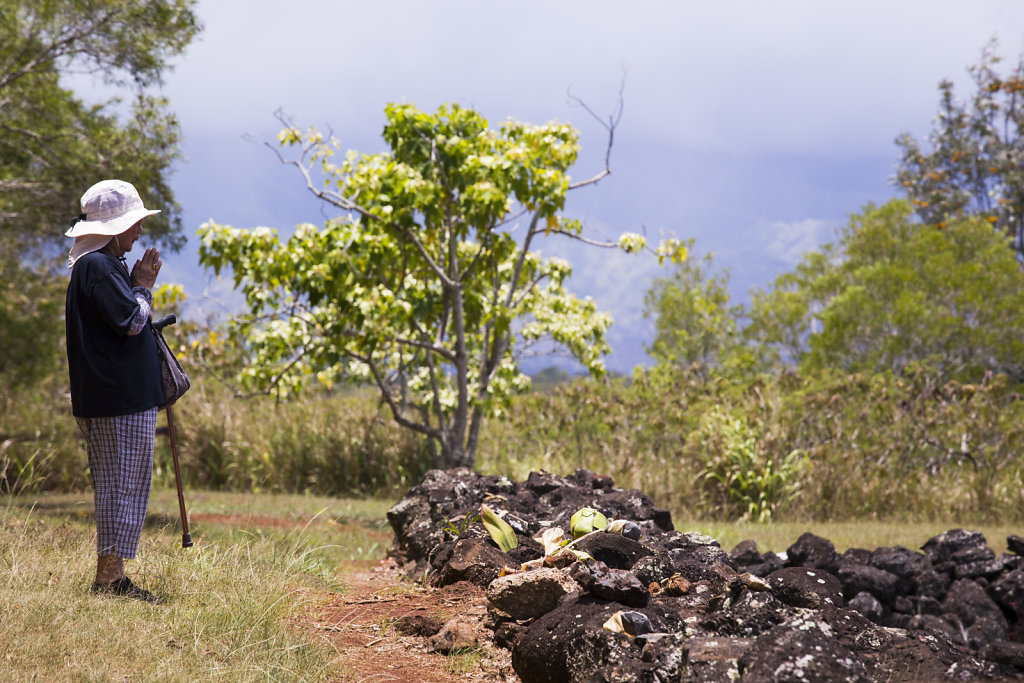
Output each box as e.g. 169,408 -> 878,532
301,557 -> 517,682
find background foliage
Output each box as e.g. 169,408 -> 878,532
3,24 -> 1024,528
0,0 -> 200,395
746,200 -> 1024,379
6,360 -> 1024,524
197,103 -> 678,469
896,38 -> 1024,257
0,0 -> 199,251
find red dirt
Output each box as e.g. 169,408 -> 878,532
301,557 -> 517,682
198,512 -> 517,680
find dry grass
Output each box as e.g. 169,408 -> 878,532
0,491 -> 395,682
682,519 -> 1018,556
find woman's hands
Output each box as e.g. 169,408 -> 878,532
130,247 -> 162,290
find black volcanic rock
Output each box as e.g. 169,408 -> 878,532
786,531 -> 840,573
385,470 -> 1024,681
766,566 -> 843,610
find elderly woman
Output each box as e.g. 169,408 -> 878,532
65,179 -> 165,603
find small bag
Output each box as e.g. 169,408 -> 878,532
151,317 -> 191,409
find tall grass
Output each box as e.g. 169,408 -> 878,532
0,376 -> 89,495
475,367 -> 1024,524
1,371 -> 434,498
5,363 -> 1024,526
167,381 -> 433,496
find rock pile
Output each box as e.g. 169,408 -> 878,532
387,468 -> 1024,682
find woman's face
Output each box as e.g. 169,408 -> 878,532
116,221 -> 143,253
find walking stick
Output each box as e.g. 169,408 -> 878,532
165,404 -> 193,548
153,314 -> 193,549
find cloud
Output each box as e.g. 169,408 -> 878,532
532,221 -> 667,372
762,218 -> 835,266
105,0 -> 1024,375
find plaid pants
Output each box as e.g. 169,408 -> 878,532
76,408 -> 157,559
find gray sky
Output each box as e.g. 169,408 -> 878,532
139,0 -> 1024,372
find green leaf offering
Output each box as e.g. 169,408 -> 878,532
569,507 -> 608,539
480,504 -> 519,552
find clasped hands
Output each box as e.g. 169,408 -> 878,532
130,247 -> 162,290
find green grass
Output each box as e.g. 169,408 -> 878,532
0,489 -> 397,682
678,519 -> 1018,556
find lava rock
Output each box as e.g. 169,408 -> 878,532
892,594 -> 942,616
922,528 -> 988,572
573,531 -> 652,570
630,552 -> 674,587
869,545 -> 927,579
493,621 -> 526,650
767,566 -> 843,610
513,594 -> 685,683
912,566 -> 953,600
786,532 -> 840,573
525,470 -> 572,496
982,640 -> 1024,669
730,539 -> 763,566
431,537 -> 510,588
569,560 -> 649,607
745,551 -> 785,578
848,591 -> 886,623
990,566 -> 1024,622
664,531 -> 733,566
388,469 -> 1024,681
427,616 -> 478,653
684,636 -> 752,682
486,567 -> 580,621
738,616 -> 871,682
511,597 -> 629,683
835,557 -> 901,604
942,578 -> 1009,647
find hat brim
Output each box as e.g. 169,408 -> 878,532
65,208 -> 161,237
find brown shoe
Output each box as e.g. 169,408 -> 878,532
91,576 -> 161,604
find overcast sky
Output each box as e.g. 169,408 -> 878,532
136,0 -> 1024,372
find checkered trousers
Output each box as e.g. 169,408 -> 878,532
76,408 -> 157,559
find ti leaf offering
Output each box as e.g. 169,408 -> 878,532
480,503 -> 519,552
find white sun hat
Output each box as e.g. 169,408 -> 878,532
65,179 -> 161,237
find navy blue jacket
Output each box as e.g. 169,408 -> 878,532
65,250 -> 164,417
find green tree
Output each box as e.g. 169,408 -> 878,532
199,103 -> 684,469
0,252 -> 65,385
643,242 -> 744,375
0,0 -> 199,388
895,39 -> 1024,257
0,0 -> 200,251
748,200 -> 1024,379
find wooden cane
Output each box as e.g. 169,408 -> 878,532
165,405 -> 193,548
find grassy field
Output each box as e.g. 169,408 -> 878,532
0,490 -> 394,682
686,519 -> 1018,556
2,488 -> 1018,681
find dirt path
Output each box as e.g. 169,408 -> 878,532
301,558 -> 517,682
195,511 -> 516,680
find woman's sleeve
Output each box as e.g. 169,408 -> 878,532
89,273 -> 152,336
126,287 -> 153,335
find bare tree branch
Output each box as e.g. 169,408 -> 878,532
354,350 -> 442,441
566,71 -> 625,190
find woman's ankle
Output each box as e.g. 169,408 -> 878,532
95,554 -> 124,584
